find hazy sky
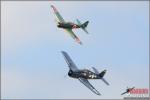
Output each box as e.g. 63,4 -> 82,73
1,1 -> 149,99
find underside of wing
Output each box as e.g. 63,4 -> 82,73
65,29 -> 82,45
51,5 -> 65,23
61,51 -> 79,72
78,78 -> 101,95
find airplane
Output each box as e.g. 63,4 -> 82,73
121,87 -> 135,95
51,5 -> 89,45
61,51 -> 109,95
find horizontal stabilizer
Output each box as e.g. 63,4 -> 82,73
101,78 -> 109,85
76,19 -> 89,34
92,67 -> 99,74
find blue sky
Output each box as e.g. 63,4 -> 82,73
1,1 -> 149,99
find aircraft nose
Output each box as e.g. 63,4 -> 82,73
68,70 -> 73,76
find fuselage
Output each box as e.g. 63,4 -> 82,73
127,87 -> 135,93
68,69 -> 101,79
57,22 -> 80,29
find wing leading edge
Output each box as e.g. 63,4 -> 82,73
51,5 -> 65,23
78,78 -> 101,95
61,51 -> 79,72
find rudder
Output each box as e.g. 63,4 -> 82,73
99,70 -> 106,78
81,21 -> 89,28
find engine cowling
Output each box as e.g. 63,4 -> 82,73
68,70 -> 73,76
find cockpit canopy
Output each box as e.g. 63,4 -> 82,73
81,69 -> 90,73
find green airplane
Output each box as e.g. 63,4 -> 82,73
51,5 -> 89,45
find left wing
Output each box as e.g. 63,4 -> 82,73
78,78 -> 101,95
65,29 -> 82,45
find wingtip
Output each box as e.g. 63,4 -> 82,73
93,88 -> 101,96
75,38 -> 82,45
51,5 -> 58,12
51,5 -> 54,8
61,51 -> 66,54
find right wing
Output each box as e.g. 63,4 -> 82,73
61,51 -> 79,72
51,5 -> 65,23
65,29 -> 82,45
78,78 -> 101,95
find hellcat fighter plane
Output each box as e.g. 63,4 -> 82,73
61,51 -> 109,95
51,5 -> 89,45
121,87 -> 135,95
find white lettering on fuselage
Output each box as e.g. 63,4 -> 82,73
89,74 -> 97,79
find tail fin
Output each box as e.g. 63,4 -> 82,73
76,19 -> 89,34
81,21 -> 89,28
99,70 -> 106,78
92,68 -> 109,85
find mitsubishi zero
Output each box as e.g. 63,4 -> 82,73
51,5 -> 89,45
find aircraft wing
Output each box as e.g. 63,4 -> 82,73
131,87 -> 135,90
101,78 -> 109,85
51,5 -> 65,23
78,78 -> 101,95
121,91 -> 128,95
61,51 -> 79,72
65,29 -> 82,45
